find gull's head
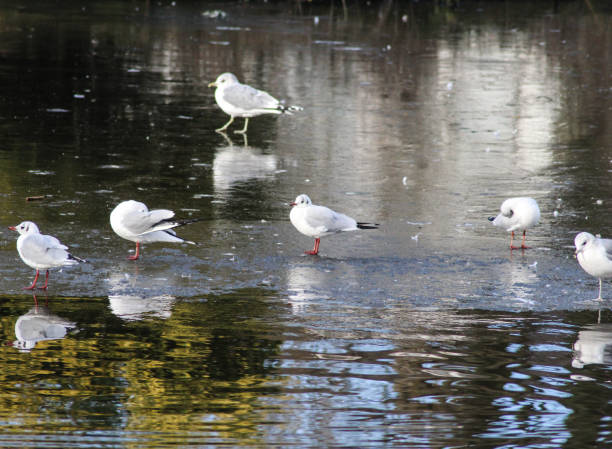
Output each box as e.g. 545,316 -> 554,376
208,72 -> 238,88
8,221 -> 40,235
499,198 -> 516,218
290,194 -> 312,207
574,232 -> 595,256
111,200 -> 148,217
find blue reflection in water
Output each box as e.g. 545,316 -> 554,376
481,397 -> 572,442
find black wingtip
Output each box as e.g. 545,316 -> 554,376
68,254 -> 88,263
278,104 -> 303,114
488,216 -> 495,222
176,218 -> 204,227
357,222 -> 379,230
154,217 -> 205,229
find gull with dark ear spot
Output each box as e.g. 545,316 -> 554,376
110,200 -> 201,260
574,232 -> 612,301
8,221 -> 86,290
289,194 -> 378,256
208,72 -> 302,134
489,197 -> 540,249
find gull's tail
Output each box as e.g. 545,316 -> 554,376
357,222 -> 379,230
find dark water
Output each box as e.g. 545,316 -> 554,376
1,1 -> 612,447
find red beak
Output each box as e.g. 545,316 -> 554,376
290,202 -> 296,206
8,226 -> 16,231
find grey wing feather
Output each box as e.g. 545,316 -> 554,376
223,84 -> 280,111
123,209 -> 176,235
303,206 -> 335,232
304,206 -> 355,232
23,234 -> 69,264
600,238 -> 612,258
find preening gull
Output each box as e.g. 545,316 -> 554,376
489,197 -> 540,249
110,200 -> 200,260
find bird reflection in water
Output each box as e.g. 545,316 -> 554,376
212,131 -> 279,194
572,313 -> 612,368
9,294 -> 77,352
108,294 -> 175,321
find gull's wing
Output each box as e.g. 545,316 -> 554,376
121,208 -> 177,236
303,205 -> 357,233
21,233 -> 70,265
222,83 -> 280,111
599,238 -> 612,259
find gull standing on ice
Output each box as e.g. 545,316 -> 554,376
110,200 -> 200,260
8,221 -> 85,290
574,232 -> 612,301
208,72 -> 302,134
289,194 -> 378,255
489,197 -> 540,249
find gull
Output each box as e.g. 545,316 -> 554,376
289,194 -> 378,255
574,232 -> 612,301
8,221 -> 86,290
110,200 -> 200,260
208,72 -> 302,134
489,197 -> 540,249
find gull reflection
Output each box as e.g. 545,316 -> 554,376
12,301 -> 76,351
572,322 -> 612,368
107,271 -> 175,321
285,264 -> 332,314
108,294 -> 175,321
213,132 -> 278,193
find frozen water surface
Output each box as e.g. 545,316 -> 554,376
0,1 -> 611,447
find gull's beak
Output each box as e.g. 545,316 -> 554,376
8,226 -> 16,231
290,202 -> 297,207
208,81 -> 217,88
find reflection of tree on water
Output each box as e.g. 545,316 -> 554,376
0,289 -> 283,441
10,298 -> 77,351
115,288 -> 282,436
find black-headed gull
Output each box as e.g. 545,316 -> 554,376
110,200 -> 200,260
289,194 -> 378,255
574,232 -> 612,301
488,197 -> 540,249
8,221 -> 85,290
208,72 -> 302,134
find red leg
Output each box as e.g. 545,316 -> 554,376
24,270 -> 40,290
520,230 -> 530,249
128,242 -> 140,260
510,231 -> 519,250
38,270 -> 49,290
305,238 -> 320,255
